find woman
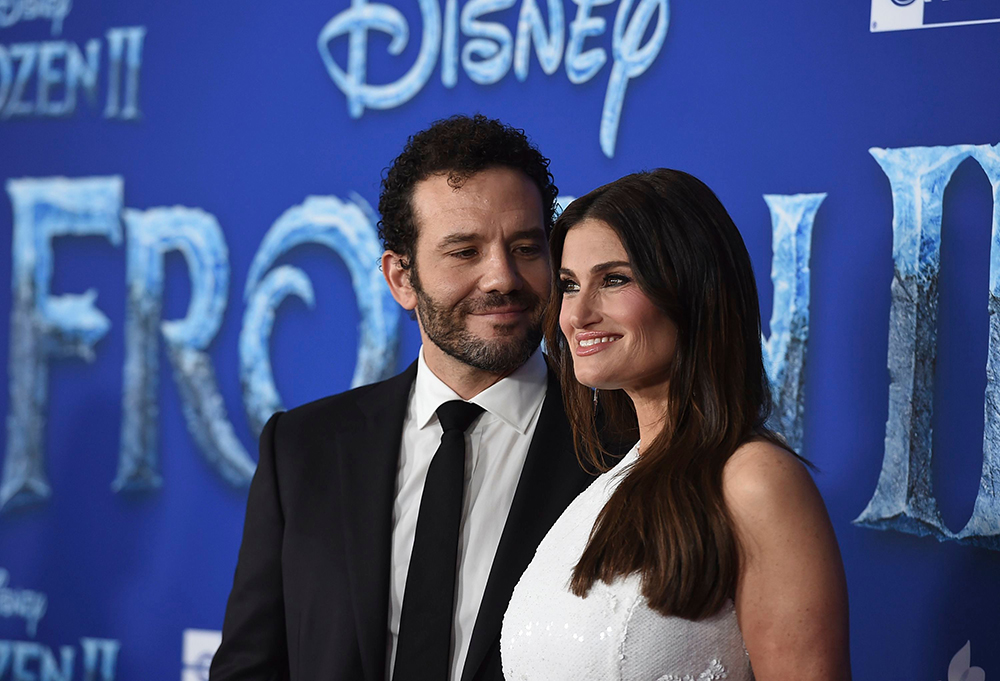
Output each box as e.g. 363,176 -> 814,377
501,169 -> 850,680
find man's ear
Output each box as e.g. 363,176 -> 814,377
382,251 -> 418,311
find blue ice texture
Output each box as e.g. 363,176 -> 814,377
600,0 -> 667,157
514,0 -> 564,80
961,143 -> 1000,547
855,143 -> 1000,550
564,0 -> 612,84
317,0 -> 441,118
442,0 -> 460,86
240,267 -> 316,437
0,0 -> 72,35
0,640 -> 100,681
0,567 -> 47,637
2,177 -> 123,512
241,194 -> 401,439
461,0 -> 518,85
103,27 -> 145,120
317,0 -> 667,158
0,38 -> 104,119
80,638 -> 120,681
117,207 -> 256,492
761,193 -> 824,455
0,24 -> 141,120
555,195 -> 576,217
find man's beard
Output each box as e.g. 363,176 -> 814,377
410,268 -> 545,374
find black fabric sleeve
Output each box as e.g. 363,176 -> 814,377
210,412 -> 290,681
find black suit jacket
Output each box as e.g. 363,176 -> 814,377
210,360 -> 593,681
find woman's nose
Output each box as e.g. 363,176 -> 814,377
563,293 -> 602,329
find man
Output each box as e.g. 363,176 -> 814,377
210,115 -> 593,681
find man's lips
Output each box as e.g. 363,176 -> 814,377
469,306 -> 528,321
574,331 -> 623,356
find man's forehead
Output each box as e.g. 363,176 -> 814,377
410,168 -> 544,233
413,167 -> 537,198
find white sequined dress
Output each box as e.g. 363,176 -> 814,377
501,444 -> 754,681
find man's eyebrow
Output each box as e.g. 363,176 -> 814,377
508,227 -> 547,241
437,227 -> 546,248
559,261 -> 631,277
437,232 -> 479,247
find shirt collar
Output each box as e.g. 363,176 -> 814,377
413,347 -> 548,435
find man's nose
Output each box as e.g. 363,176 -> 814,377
479,251 -> 522,293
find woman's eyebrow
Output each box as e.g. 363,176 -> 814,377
558,261 -> 631,276
590,261 -> 631,273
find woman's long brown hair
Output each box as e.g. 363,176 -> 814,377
546,169 -> 795,620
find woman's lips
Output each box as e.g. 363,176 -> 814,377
575,333 -> 622,356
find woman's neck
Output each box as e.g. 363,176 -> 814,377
624,383 -> 672,453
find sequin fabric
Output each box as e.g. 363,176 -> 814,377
500,444 -> 753,681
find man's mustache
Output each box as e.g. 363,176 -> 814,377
460,291 -> 543,314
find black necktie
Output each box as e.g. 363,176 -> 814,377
393,400 -> 485,681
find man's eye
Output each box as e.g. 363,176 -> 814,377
451,249 -> 477,259
558,278 -> 579,293
514,244 -> 542,256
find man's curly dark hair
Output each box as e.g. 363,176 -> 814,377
378,114 -> 558,269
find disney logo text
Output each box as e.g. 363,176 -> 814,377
317,0 -> 669,157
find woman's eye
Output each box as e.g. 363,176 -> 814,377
604,273 -> 630,287
558,278 -> 579,293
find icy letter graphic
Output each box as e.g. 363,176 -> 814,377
241,195 -> 400,438
41,645 -> 74,680
104,27 -> 146,120
565,0 -> 614,85
461,0 -> 517,85
855,143 -> 1000,550
80,638 -> 120,681
442,0 -> 460,86
65,39 -> 102,116
761,193 -> 824,454
958,144 -> 1000,548
601,0 -> 668,157
240,266 -> 315,437
854,145 -> 967,540
514,0 -> 564,80
118,207 -> 255,491
2,177 -> 123,512
318,0 -> 441,117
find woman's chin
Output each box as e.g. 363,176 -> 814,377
574,372 -> 621,391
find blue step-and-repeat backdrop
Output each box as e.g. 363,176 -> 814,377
2,0 -> 999,678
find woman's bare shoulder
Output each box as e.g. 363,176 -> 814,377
722,440 -> 851,680
721,438 -> 827,541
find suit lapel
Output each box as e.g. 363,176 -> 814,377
337,361 -> 417,681
461,370 -> 592,681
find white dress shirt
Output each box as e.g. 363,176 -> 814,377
386,347 -> 548,681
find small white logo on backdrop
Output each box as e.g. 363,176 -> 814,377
871,0 -> 1000,32
182,629 -> 222,681
942,642 -> 985,681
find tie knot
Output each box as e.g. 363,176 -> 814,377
436,400 -> 484,434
